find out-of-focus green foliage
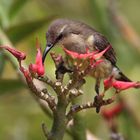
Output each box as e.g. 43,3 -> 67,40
5,16 -> 54,44
8,0 -> 28,19
0,79 -> 24,94
0,0 -> 140,139
0,53 -> 5,75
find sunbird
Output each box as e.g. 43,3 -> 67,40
42,19 -> 131,94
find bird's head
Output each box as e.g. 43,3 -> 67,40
42,19 -> 73,63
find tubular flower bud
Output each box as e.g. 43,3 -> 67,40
90,59 -> 104,68
93,46 -> 111,60
103,76 -> 140,92
63,47 -> 97,59
29,39 -> 45,76
112,81 -> 140,91
63,46 -> 110,60
0,45 -> 26,60
103,76 -> 114,91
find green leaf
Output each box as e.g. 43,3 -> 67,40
0,53 -> 6,76
8,0 -> 28,19
0,79 -> 25,94
5,16 -> 54,44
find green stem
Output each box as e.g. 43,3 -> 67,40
48,97 -> 68,140
71,114 -> 86,140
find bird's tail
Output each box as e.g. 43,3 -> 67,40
117,71 -> 132,82
113,66 -> 132,82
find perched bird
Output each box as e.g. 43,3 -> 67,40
42,19 -> 131,94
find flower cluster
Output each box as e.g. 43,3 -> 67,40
1,37 -> 140,140
63,46 -> 111,60
64,46 -> 140,93
1,41 -> 140,114
104,76 -> 140,92
0,39 -> 45,80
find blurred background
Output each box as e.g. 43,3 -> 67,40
0,0 -> 140,139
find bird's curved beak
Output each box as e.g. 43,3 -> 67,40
42,43 -> 54,63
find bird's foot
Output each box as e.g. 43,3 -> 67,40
95,79 -> 101,95
50,52 -> 73,80
93,94 -> 114,113
93,94 -> 105,113
55,61 -> 73,80
95,85 -> 99,95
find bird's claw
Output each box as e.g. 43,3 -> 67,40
94,95 -> 103,113
55,62 -> 73,79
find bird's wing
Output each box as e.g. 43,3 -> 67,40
94,32 -> 116,65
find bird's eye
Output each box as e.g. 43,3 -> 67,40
47,43 -> 52,48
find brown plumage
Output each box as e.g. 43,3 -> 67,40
42,19 -> 131,94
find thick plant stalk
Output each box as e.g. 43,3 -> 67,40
48,98 -> 67,140
71,114 -> 86,140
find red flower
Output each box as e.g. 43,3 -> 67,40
93,46 -> 111,60
112,80 -> 140,91
63,46 -> 110,60
102,103 -> 123,120
0,39 -> 45,79
90,59 -> 104,68
103,76 -> 114,91
0,45 -> 26,60
29,39 -> 45,76
63,47 -> 97,59
104,75 -> 140,92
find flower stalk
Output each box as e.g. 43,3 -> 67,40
1,38 -> 140,140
